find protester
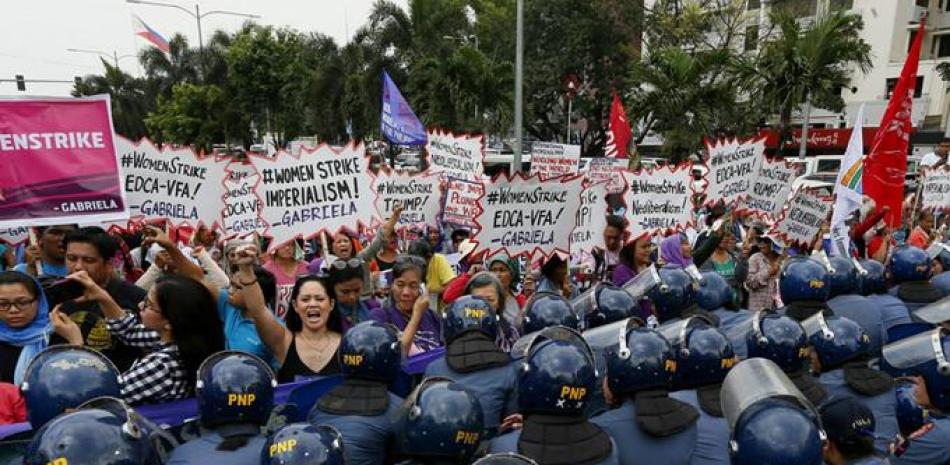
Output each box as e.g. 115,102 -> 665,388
369,255 -> 443,354
920,137 -> 950,168
746,235 -> 782,312
13,225 -> 74,277
536,254 -> 578,300
264,240 -> 310,320
58,226 -> 147,372
699,229 -> 747,307
0,271 -> 50,384
450,228 -> 471,254
909,211 -> 936,249
443,255 -> 526,327
461,272 -> 520,350
612,234 -> 653,286
375,232 -> 399,272
135,243 -> 229,291
51,270 -> 223,405
327,257 -> 378,331
407,239 -> 456,306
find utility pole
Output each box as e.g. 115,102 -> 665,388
512,0 -> 524,174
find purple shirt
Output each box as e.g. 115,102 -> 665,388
369,305 -> 443,354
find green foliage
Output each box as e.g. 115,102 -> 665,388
145,83 -> 224,152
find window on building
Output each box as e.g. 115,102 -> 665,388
946,0 -> 950,11
747,0 -> 760,10
916,0 -> 930,7
885,76 -> 924,99
909,30 -> 918,52
829,0 -> 853,10
744,25 -> 759,51
936,34 -> 950,57
816,159 -> 841,173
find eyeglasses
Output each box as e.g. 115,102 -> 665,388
330,258 -> 363,271
0,299 -> 36,312
140,299 -> 160,313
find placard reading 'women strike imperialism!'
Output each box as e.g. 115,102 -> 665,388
253,144 -> 374,250
221,161 -> 266,239
0,95 -> 128,229
425,130 -> 485,181
372,171 -> 442,229
703,137 -> 765,207
474,174 -> 583,258
772,189 -> 832,247
116,137 -> 225,229
622,166 -> 694,240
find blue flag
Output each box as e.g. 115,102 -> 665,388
381,70 -> 427,145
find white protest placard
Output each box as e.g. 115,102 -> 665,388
772,189 -> 832,247
571,182 -> 609,255
253,144 -> 374,250
425,130 -> 484,181
474,174 -> 583,258
442,178 -> 484,229
921,167 -> 950,211
221,161 -> 266,238
0,226 -> 30,245
704,137 -> 765,206
530,142 -> 582,179
115,138 -> 225,228
372,171 -> 442,229
622,166 -> 694,239
587,157 -> 627,194
742,157 -> 800,219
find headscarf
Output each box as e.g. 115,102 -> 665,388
0,273 -> 51,384
660,234 -> 693,268
426,226 -> 445,253
486,256 -> 521,292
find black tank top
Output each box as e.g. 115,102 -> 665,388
277,333 -> 342,383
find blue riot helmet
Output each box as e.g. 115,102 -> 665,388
695,271 -> 733,310
573,283 -> 637,329
517,326 -> 597,415
473,453 -> 540,465
394,377 -> 485,461
522,291 -> 580,334
25,408 -> 156,465
828,256 -> 858,297
196,351 -> 276,427
746,311 -> 810,373
895,380 -> 931,436
21,345 -> 121,429
779,256 -> 830,304
881,328 -> 950,411
857,259 -> 887,296
262,423 -> 345,465
604,326 -> 676,395
673,320 -> 736,389
443,295 -> 499,343
338,320 -> 402,381
890,246 -> 932,283
648,267 -> 696,322
802,313 -> 870,369
721,358 -> 824,465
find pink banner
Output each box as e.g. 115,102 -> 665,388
0,95 -> 128,228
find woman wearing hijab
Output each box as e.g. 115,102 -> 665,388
660,234 -> 694,269
0,271 -> 51,385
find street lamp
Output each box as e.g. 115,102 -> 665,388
125,0 -> 260,55
512,0 -> 523,174
67,48 -> 136,68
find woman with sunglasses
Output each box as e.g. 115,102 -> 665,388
369,256 -> 443,354
308,207 -> 403,298
51,270 -> 223,405
327,257 -> 379,331
264,240 -> 310,320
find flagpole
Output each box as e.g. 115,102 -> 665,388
512,0 -> 524,174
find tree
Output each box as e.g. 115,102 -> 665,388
139,34 -> 200,99
145,83 -> 225,152
736,9 -> 872,155
73,59 -> 151,140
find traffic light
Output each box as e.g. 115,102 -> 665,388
15,75 -> 25,92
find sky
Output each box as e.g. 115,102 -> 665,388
0,0 -> 408,96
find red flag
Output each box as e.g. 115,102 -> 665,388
865,18 -> 925,226
605,91 -> 632,158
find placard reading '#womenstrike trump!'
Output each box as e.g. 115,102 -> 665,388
253,144 -> 375,251
0,95 -> 128,229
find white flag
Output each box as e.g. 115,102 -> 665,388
830,105 -> 865,255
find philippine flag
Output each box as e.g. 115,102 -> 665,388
133,15 -> 170,53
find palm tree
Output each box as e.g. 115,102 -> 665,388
736,10 -> 872,155
139,34 -> 200,98
73,59 -> 151,139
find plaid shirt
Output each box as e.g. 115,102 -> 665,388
107,312 -> 189,405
